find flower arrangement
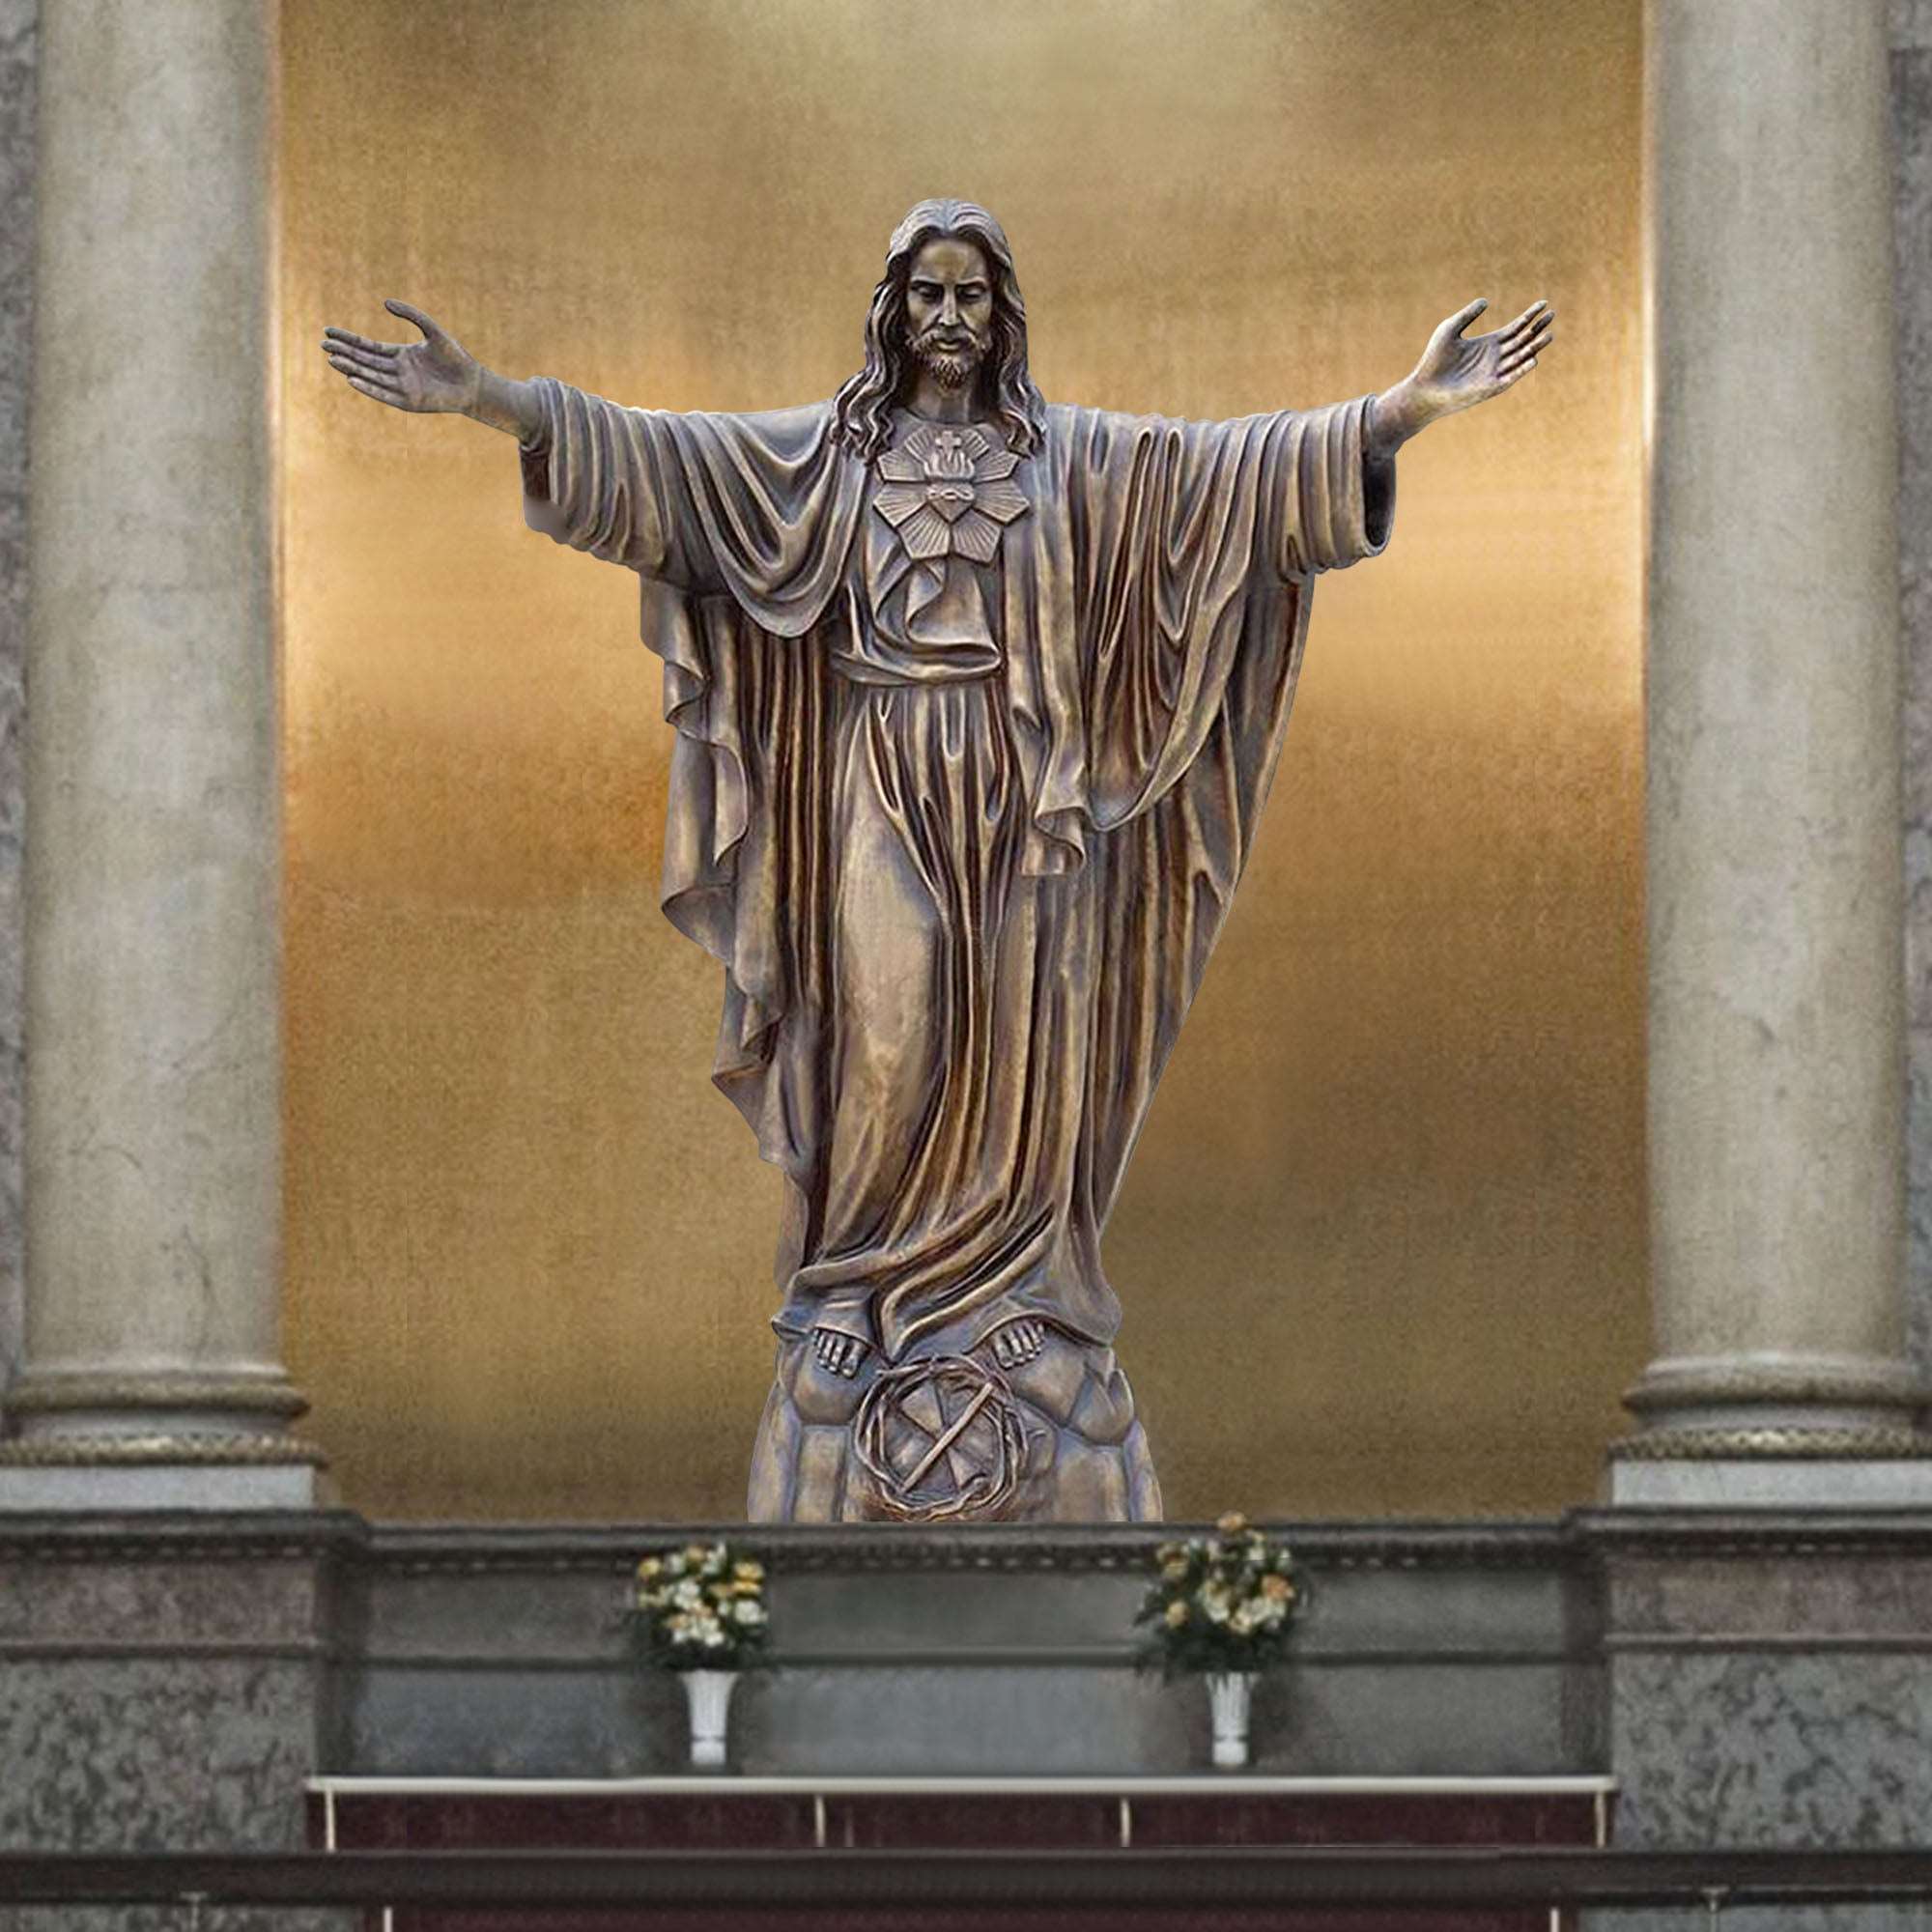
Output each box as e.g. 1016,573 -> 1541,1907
1134,1512 -> 1304,1679
628,1541 -> 770,1673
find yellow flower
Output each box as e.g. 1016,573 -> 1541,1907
1161,1557 -> 1188,1581
733,1560 -> 765,1583
1165,1600 -> 1189,1627
683,1544 -> 709,1567
1262,1574 -> 1293,1602
1215,1511 -> 1249,1536
636,1556 -> 662,1579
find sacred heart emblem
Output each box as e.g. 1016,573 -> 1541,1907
873,423 -> 1031,565
852,1354 -> 1029,1521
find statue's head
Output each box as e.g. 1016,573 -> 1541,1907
833,197 -> 1048,463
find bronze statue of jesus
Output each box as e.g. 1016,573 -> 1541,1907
324,197 -> 1553,1523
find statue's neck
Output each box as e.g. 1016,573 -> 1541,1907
901,369 -> 979,423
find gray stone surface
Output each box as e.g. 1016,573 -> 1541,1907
1591,1520 -> 1932,1930
0,0 -> 31,1419
0,1527 -> 347,1932
1608,1652 -> 1932,1849
1608,1458 -> 1932,1507
0,1463 -> 322,1510
343,1524 -> 1596,1776
1638,0 -> 1912,1450
1897,0 -> 1932,1388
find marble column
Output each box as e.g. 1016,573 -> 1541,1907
1613,0 -> 1932,1503
0,0 -> 322,1505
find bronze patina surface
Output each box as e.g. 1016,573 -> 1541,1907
324,198 -> 1552,1521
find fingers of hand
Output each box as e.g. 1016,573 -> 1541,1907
1498,324 -> 1553,376
384,297 -> 440,339
346,374 -> 409,408
324,326 -> 402,356
327,342 -> 402,383
1497,298 -> 1551,346
1434,297 -> 1489,346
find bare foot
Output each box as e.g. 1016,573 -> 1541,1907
812,1327 -> 870,1378
989,1317 -> 1046,1369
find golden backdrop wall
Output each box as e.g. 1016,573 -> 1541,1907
280,0 -> 1645,1520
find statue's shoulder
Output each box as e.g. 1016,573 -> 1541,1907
1039,400 -> 1179,459
686,399 -> 838,442
1043,400 -> 1198,435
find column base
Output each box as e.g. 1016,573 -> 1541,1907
1605,1449 -> 1932,1506
1611,1354 -> 1932,1501
0,1369 -> 328,1509
0,1458 -> 325,1509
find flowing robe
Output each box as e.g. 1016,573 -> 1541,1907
521,379 -> 1393,1513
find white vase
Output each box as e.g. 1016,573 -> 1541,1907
1205,1670 -> 1256,1769
681,1668 -> 737,1768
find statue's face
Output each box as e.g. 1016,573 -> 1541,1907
903,237 -> 994,392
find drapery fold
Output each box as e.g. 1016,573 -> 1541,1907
522,379 -> 1393,1348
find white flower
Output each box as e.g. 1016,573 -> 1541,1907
673,1578 -> 704,1608
732,1598 -> 766,1625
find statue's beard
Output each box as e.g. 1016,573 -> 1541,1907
912,327 -> 984,394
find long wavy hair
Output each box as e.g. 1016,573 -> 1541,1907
832,198 -> 1049,464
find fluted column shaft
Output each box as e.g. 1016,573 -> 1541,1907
0,0 -> 320,1502
1621,0 -> 1927,1492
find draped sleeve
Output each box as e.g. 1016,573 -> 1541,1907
1064,397 -> 1392,830
519,377 -> 864,635
1009,399 -> 1397,1218
516,379 -> 865,1222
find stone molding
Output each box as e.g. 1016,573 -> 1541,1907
1608,1424 -> 1932,1460
362,1520 -> 1584,1577
4,1510 -> 1929,1574
1621,1358 -> 1932,1413
0,1430 -> 327,1466
1571,1507 -> 1932,1557
1,1371 -> 311,1417
0,1509 -> 368,1566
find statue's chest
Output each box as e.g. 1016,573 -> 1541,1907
870,422 -> 1031,567
854,422 -> 1034,662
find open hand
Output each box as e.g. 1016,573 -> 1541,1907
322,299 -> 481,414
1404,297 -> 1553,422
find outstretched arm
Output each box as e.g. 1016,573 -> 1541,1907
322,299 -> 544,441
1366,297 -> 1555,462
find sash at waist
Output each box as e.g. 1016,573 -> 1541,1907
830,651 -> 1003,688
